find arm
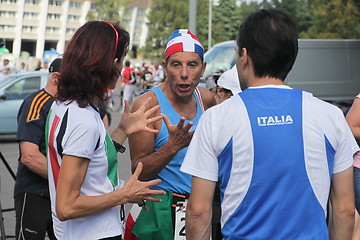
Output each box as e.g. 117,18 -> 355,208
110,97 -> 163,144
129,93 -> 194,180
186,176 -> 216,240
346,97 -> 360,140
329,167 -> 355,239
19,141 -> 48,178
56,156 -> 164,221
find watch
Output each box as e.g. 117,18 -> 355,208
112,140 -> 126,153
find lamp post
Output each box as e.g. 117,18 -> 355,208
189,0 -> 197,35
208,0 -> 212,48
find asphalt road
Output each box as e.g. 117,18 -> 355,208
0,109 -> 133,238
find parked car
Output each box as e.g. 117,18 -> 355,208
201,39 -> 360,109
0,71 -> 48,134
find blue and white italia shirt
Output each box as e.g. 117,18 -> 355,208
181,85 -> 358,240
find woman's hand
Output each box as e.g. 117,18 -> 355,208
119,97 -> 163,136
121,162 -> 165,210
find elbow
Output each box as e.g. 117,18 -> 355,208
187,201 -> 212,220
56,204 -> 73,221
20,155 -> 32,167
332,203 -> 355,221
132,161 -> 156,181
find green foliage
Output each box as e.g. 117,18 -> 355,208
302,0 -> 360,39
141,0 -> 359,60
86,0 -> 131,22
142,0 -> 209,59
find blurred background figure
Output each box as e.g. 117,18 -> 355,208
122,60 -> 137,110
17,62 -> 28,73
40,61 -> 49,72
152,63 -> 164,87
34,61 -> 42,71
216,67 -> 241,103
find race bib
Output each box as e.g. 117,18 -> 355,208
174,200 -> 187,240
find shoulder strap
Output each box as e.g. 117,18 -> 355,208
194,87 -> 205,113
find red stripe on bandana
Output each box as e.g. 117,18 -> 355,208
49,115 -> 61,188
165,42 -> 183,59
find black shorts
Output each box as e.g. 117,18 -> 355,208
14,192 -> 57,240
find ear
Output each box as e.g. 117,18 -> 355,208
52,72 -> 60,85
241,48 -> 248,63
162,61 -> 167,75
200,61 -> 207,77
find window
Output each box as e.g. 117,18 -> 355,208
4,77 -> 41,100
0,25 -> 15,31
48,13 -> 61,20
46,27 -> 59,33
22,26 -> 37,32
66,28 -> 76,35
24,12 -> 38,19
0,11 -> 16,17
90,2 -> 98,10
0,0 -> 17,3
25,0 -> 38,4
68,14 -> 80,21
69,1 -> 81,8
49,0 -> 62,6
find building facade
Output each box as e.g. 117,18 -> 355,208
0,0 -> 151,61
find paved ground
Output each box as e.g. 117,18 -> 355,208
0,108 -> 134,239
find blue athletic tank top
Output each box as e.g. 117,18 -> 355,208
149,86 -> 203,194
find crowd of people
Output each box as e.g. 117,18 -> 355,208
10,8 -> 360,240
0,59 -> 52,79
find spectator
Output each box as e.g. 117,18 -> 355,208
40,61 -> 49,72
182,9 -> 358,240
18,62 -> 28,73
0,58 -> 11,78
153,63 -> 164,86
122,60 -> 137,109
124,29 -> 216,240
140,63 -> 153,91
34,61 -> 42,71
45,21 -> 165,240
14,55 -> 62,240
205,68 -> 226,100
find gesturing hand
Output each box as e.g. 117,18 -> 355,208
162,114 -> 195,152
120,97 -> 163,136
122,162 -> 165,210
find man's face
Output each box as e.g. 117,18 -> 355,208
164,52 -> 205,98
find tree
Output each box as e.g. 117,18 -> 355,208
142,0 -> 209,59
212,0 -> 241,43
302,0 -> 360,38
86,0 -> 131,21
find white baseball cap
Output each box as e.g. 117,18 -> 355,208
217,67 -> 241,95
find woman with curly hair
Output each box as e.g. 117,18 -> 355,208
46,21 -> 165,240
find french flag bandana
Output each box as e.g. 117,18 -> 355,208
165,29 -> 204,60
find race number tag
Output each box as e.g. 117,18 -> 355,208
174,200 -> 187,240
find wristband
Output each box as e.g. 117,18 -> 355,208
112,140 -> 126,153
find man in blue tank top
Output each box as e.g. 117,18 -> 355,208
125,29 -> 216,239
181,9 -> 358,240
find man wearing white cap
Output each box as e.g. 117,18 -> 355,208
125,29 -> 216,240
216,67 -> 241,103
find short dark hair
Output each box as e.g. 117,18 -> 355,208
125,60 -> 130,67
236,9 -> 298,81
57,21 -> 130,107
